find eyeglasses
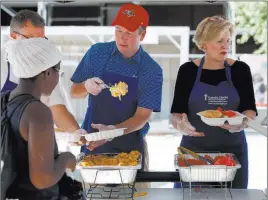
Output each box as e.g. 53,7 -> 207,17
53,66 -> 64,78
13,31 -> 48,40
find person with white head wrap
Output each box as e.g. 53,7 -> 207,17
1,37 -> 80,200
6,38 -> 62,79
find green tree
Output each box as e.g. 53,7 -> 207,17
232,2 -> 267,54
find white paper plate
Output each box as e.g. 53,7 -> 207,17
83,128 -> 126,141
197,111 -> 244,126
55,132 -> 81,143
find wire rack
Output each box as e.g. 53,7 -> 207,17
79,167 -> 138,200
175,153 -> 241,200
77,152 -> 141,199
180,181 -> 233,200
84,184 -> 137,200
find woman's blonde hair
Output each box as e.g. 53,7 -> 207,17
193,16 -> 235,51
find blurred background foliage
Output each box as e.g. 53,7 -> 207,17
232,2 -> 267,54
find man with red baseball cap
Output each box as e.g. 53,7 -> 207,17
71,3 -> 163,187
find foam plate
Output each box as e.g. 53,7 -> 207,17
197,111 -> 244,126
83,128 -> 126,141
55,132 -> 81,143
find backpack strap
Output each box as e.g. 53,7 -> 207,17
2,93 -> 37,119
1,93 -> 40,135
12,97 -> 40,135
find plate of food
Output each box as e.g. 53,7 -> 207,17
197,107 -> 244,126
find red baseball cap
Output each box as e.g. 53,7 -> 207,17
112,3 -> 149,32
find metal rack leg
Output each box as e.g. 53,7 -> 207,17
225,167 -> 228,200
225,181 -> 227,200
181,181 -> 185,200
229,181 -> 233,199
87,170 -> 99,200
118,170 -> 135,200
118,170 -> 126,200
189,181 -> 192,200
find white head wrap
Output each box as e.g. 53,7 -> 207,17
5,38 -> 62,78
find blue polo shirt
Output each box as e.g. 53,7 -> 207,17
71,41 -> 163,136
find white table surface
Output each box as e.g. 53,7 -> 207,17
83,188 -> 267,200
135,188 -> 266,200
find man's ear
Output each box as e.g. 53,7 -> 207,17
140,30 -> 146,42
10,32 -> 17,39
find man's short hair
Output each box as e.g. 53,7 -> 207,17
10,9 -> 45,33
138,26 -> 146,34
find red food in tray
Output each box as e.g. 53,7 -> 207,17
217,107 -> 237,118
178,154 -> 236,166
178,158 -> 208,166
214,154 -> 236,166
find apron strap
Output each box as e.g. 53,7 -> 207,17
195,56 -> 205,84
224,61 -> 234,85
195,57 -> 234,86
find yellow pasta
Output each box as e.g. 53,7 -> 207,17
109,81 -> 128,100
80,160 -> 94,166
129,150 -> 140,158
79,151 -> 140,167
134,192 -> 148,197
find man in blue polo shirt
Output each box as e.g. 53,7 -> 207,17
70,3 -> 163,172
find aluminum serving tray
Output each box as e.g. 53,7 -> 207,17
175,153 -> 241,182
76,153 -> 142,184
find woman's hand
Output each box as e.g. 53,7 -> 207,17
219,118 -> 248,133
220,119 -> 247,133
219,110 -> 256,133
174,113 -> 205,137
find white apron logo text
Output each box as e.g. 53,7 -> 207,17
204,94 -> 228,105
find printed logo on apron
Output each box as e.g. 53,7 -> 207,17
204,93 -> 229,106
